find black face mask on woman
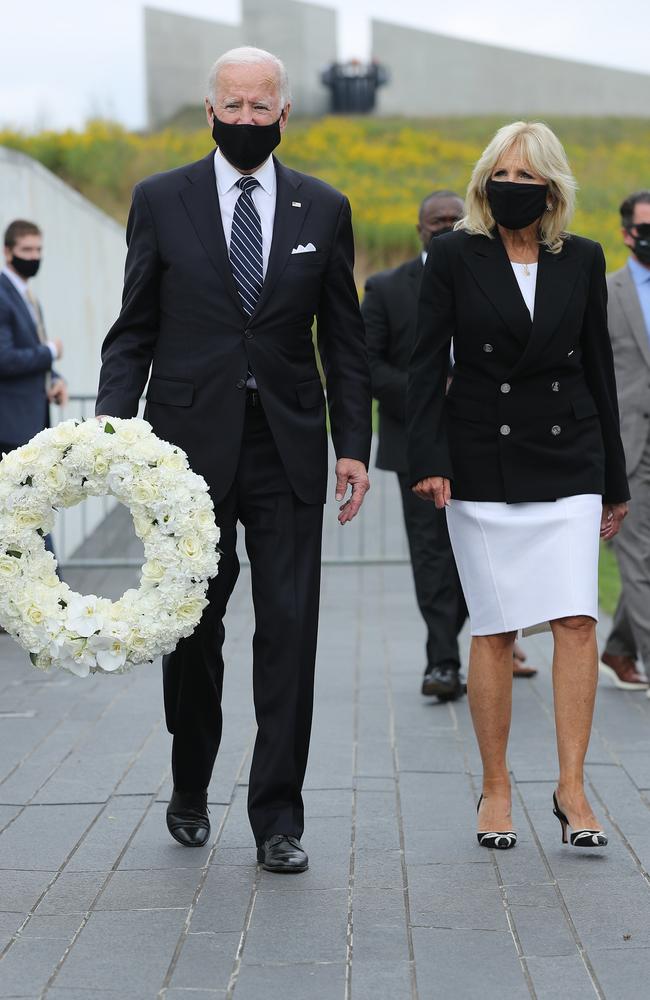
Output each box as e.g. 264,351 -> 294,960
486,179 -> 549,231
11,255 -> 40,279
627,223 -> 650,266
211,112 -> 283,171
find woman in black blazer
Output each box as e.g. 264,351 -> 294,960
407,121 -> 629,851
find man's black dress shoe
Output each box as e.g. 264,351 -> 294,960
257,834 -> 309,873
166,789 -> 210,847
421,665 -> 466,701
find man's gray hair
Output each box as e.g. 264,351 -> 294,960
208,47 -> 291,108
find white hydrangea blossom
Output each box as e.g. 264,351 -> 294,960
0,418 -> 220,676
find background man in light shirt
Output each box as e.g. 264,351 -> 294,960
600,190 -> 650,691
0,219 -> 67,458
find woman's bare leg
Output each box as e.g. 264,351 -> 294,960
468,631 -> 517,830
550,615 -> 601,828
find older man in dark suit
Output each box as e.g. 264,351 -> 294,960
96,47 -> 372,872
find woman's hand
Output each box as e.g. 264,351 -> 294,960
412,476 -> 451,508
600,502 -> 628,540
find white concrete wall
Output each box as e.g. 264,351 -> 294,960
0,145 -> 128,561
372,20 -> 650,117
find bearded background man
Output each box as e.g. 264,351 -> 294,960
96,47 -> 372,873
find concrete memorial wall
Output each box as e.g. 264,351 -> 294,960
0,145 -> 128,560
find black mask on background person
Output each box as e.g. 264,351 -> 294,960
486,179 -> 549,231
10,255 -> 40,279
627,223 -> 650,266
211,112 -> 283,171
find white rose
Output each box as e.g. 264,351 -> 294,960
176,596 -> 208,623
141,559 -> 166,584
131,479 -> 159,504
15,443 -> 41,466
0,555 -> 20,579
45,465 -> 67,493
158,451 -> 187,472
14,511 -> 43,530
178,534 -> 203,560
93,452 -> 110,477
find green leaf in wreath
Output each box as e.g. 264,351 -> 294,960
104,422 -> 115,434
22,475 -> 33,487
36,528 -> 45,537
29,651 -> 38,666
7,550 -> 22,559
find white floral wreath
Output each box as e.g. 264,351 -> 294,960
0,418 -> 219,677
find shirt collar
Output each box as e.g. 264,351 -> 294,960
214,148 -> 276,197
628,255 -> 650,286
1,265 -> 28,297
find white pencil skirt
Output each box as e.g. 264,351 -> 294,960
446,494 -> 602,636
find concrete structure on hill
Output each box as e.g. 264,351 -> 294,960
144,1 -> 650,127
144,2 -> 336,129
371,19 -> 650,118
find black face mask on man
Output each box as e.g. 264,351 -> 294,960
10,255 -> 40,279
211,112 -> 283,171
627,223 -> 650,266
486,179 -> 549,231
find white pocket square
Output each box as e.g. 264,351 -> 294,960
291,243 -> 317,254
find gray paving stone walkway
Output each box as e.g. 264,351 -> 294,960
2,488 -> 650,999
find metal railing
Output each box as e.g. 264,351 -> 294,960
54,396 -> 411,570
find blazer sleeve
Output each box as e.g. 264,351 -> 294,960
95,184 -> 161,417
581,243 -> 630,503
407,236 -> 455,486
316,196 -> 372,467
361,275 -> 407,420
0,297 -> 53,378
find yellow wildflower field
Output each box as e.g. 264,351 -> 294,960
1,116 -> 648,278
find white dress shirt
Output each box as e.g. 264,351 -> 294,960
0,266 -> 57,359
213,149 -> 277,277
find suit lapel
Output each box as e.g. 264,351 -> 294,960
510,241 -> 582,376
0,273 -> 39,341
614,266 -> 650,370
250,159 -> 310,320
179,152 -> 244,315
461,233 -> 532,348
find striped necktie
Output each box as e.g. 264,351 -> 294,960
229,176 -> 263,316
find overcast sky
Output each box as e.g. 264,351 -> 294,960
1,0 -> 647,131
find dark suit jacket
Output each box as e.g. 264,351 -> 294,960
408,229 -> 629,504
362,257 -> 422,473
96,152 -> 372,505
0,273 -> 60,447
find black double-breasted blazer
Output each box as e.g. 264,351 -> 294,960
95,152 -> 372,505
407,229 -> 629,504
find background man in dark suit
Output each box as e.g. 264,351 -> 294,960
600,190 -> 650,691
0,219 -> 66,457
362,192 -> 536,702
0,219 -> 67,588
96,47 -> 372,873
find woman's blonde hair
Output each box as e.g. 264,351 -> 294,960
457,121 -> 577,253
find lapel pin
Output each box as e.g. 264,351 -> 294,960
292,201 -> 301,208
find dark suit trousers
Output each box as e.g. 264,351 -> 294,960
162,399 -> 324,844
397,473 -> 467,672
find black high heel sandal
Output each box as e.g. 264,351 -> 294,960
476,793 -> 517,850
552,792 -> 607,848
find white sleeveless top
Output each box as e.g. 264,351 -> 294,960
510,261 -> 538,319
